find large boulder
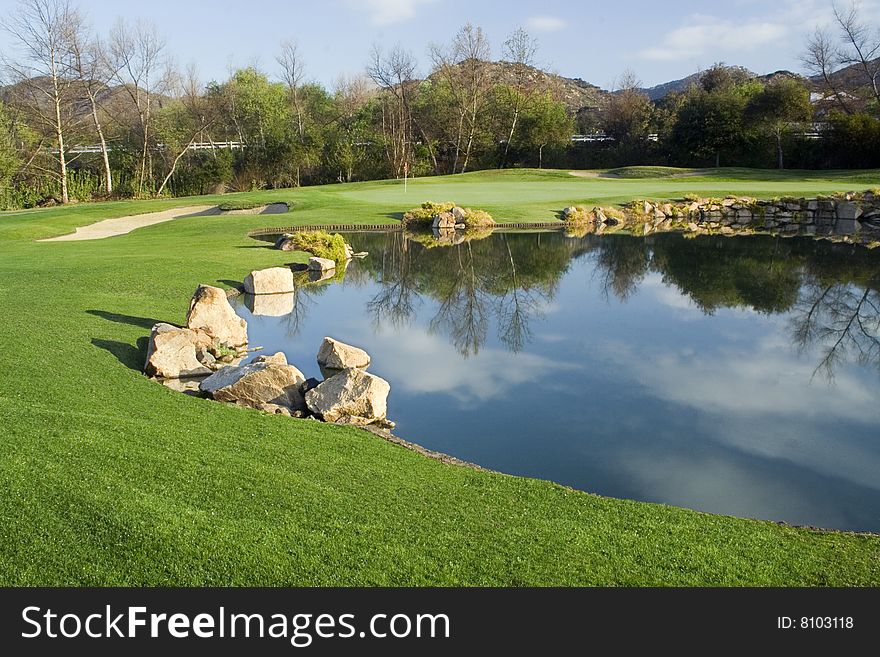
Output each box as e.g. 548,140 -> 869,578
144,323 -> 213,379
243,267 -> 295,294
186,285 -> 248,348
451,206 -> 467,223
199,361 -> 306,412
253,351 -> 288,365
305,368 -> 390,424
308,257 -> 336,272
432,211 -> 456,229
317,337 -> 371,370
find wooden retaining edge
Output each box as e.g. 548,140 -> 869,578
247,221 -> 563,237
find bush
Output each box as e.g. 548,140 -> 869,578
289,230 -> 348,262
403,201 -> 455,226
402,201 -> 494,228
460,208 -> 494,227
561,206 -> 592,222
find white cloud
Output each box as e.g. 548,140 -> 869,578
526,16 -> 567,32
638,17 -> 787,62
356,0 -> 436,26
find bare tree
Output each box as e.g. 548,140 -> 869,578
499,27 -> 538,168
277,40 -> 306,185
2,0 -> 84,204
367,44 -> 417,178
331,74 -> 375,182
802,28 -> 851,113
832,0 -> 880,104
155,64 -> 217,197
430,23 -> 493,173
106,19 -> 169,196
72,32 -> 115,194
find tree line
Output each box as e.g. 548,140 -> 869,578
0,0 -> 878,209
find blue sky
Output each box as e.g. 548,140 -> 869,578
2,0 -> 879,89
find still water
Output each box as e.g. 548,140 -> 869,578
235,231 -> 880,532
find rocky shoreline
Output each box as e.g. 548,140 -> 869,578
143,259 -> 395,432
562,190 -> 880,245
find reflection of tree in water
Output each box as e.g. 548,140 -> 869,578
358,231 -> 571,357
649,235 -> 802,314
589,235 -> 651,301
317,230 -> 880,373
364,231 -> 421,330
427,241 -> 490,357
787,244 -> 880,380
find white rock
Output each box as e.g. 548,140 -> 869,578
305,368 -> 390,423
253,352 -> 288,365
144,323 -> 213,379
308,257 -> 336,272
243,267 -> 295,294
317,337 -> 371,370
199,361 -> 305,411
186,285 -> 248,348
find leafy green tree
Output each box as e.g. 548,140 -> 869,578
0,102 -> 20,191
825,111 -> 880,168
519,93 -> 573,168
746,78 -> 812,169
670,72 -> 761,167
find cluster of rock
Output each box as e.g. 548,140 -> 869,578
144,268 -> 392,429
144,284 -> 249,379
194,337 -> 392,428
562,191 -> 880,244
561,206 -> 625,232
433,206 -> 470,230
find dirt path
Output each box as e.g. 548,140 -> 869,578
40,205 -> 220,242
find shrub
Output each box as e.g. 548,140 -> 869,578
402,201 -> 494,228
460,208 -> 495,227
289,230 -> 348,262
561,206 -> 592,222
403,201 -> 456,226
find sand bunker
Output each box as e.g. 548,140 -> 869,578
40,205 -> 220,242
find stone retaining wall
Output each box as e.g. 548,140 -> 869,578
563,191 -> 880,244
624,191 -> 880,243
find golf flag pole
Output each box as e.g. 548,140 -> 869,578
404,160 -> 408,193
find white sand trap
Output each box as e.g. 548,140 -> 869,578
40,205 -> 220,242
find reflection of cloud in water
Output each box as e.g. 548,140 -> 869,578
536,333 -> 569,344
639,274 -> 702,317
600,335 -> 880,491
359,327 -> 581,405
602,335 -> 878,423
612,450 -> 851,529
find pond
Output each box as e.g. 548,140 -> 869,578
235,230 -> 880,533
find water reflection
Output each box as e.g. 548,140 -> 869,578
338,231 -> 880,376
238,231 -> 880,531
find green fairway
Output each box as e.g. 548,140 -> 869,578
1,168 -> 879,586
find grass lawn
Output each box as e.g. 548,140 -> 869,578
1,167 -> 879,586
